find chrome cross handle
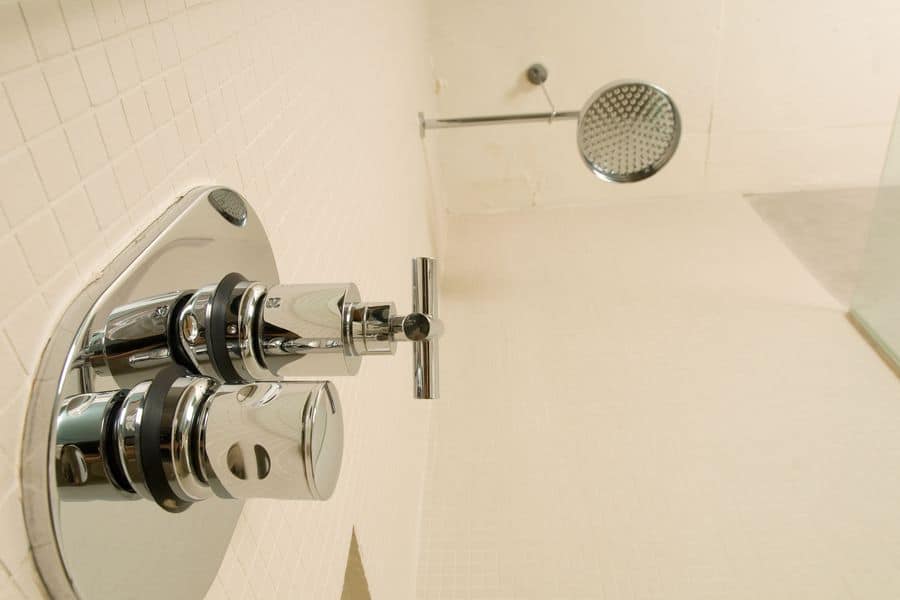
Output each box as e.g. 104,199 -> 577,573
343,257 -> 441,398
347,257 -> 441,398
411,257 -> 439,399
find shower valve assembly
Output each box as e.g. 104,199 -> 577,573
61,193 -> 442,510
22,186 -> 443,600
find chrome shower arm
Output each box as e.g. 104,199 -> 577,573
418,110 -> 579,136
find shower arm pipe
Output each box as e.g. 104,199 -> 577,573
418,110 -> 580,136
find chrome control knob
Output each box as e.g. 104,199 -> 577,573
202,380 -> 342,501
55,369 -> 343,512
55,390 -> 133,501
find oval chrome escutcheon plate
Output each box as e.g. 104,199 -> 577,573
21,186 -> 279,600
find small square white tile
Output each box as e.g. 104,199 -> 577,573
207,89 -> 227,131
188,6 -> 211,51
234,67 -> 255,109
0,4 -> 37,75
52,186 -> 100,252
83,166 -> 125,228
175,110 -> 200,155
73,237 -> 108,280
144,78 -> 173,127
154,22 -> 181,70
120,0 -> 150,29
101,214 -> 135,252
132,26 -> 162,79
0,90 -> 23,155
40,262 -> 81,318
106,37 -> 141,93
92,0 -> 127,39
76,45 -> 117,105
171,11 -> 196,60
165,68 -> 190,113
59,0 -> 101,48
122,89 -> 154,140
182,55 -> 206,102
21,0 -> 73,60
145,0 -> 169,23
15,210 -> 70,284
4,69 -> 60,140
201,138 -> 222,179
124,185 -> 156,228
95,99 -> 133,158
205,575 -> 228,600
113,149 -> 148,207
5,292 -> 51,374
0,207 -> 9,237
168,151 -> 206,196
221,81 -> 240,121
0,236 -> 37,317
136,133 -> 166,188
42,55 -> 91,122
200,49 -> 222,93
193,97 -> 213,140
29,128 -> 80,199
167,0 -> 185,13
65,113 -> 108,176
0,334 -> 26,402
158,122 -> 184,171
0,149 -> 46,226
0,472 -> 31,566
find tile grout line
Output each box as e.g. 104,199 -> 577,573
703,0 -> 727,182
16,2 -> 42,69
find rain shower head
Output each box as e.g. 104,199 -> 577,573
419,66 -> 681,183
577,81 -> 680,183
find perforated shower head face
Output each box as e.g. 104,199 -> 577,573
577,81 -> 680,183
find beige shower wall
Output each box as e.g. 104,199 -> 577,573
426,0 -> 900,214
0,0 -> 438,597
418,195 -> 900,599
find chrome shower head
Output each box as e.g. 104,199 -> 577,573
419,69 -> 681,183
577,81 -> 680,183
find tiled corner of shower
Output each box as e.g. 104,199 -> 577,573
0,0 -> 271,594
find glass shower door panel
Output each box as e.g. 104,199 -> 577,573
850,101 -> 900,366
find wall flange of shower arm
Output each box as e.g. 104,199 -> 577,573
419,63 -> 682,183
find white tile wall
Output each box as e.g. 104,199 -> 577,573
426,0 -> 900,214
20,1 -> 70,61
0,0 -> 438,598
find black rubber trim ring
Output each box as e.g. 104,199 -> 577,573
208,272 -> 247,384
140,365 -> 192,513
166,291 -> 195,372
100,389 -> 132,493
